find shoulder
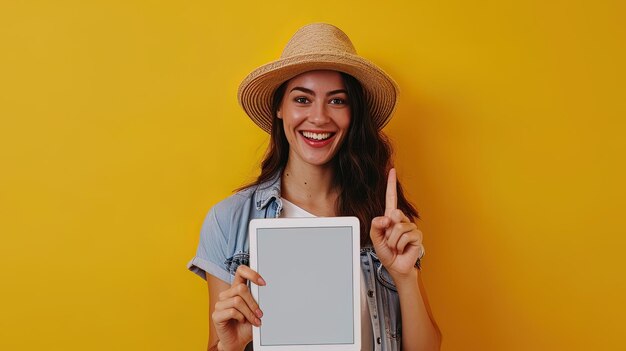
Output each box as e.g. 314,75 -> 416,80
205,187 -> 257,232
214,186 -> 256,212
202,173 -> 282,234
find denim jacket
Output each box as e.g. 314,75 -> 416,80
188,173 -> 403,350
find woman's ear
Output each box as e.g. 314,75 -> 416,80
277,109 -> 282,119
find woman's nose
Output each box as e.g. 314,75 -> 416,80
308,101 -> 331,125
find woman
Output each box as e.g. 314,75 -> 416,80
188,23 -> 441,351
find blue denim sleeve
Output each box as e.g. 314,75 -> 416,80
187,207 -> 232,284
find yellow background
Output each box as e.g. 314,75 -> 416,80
1,1 -> 625,350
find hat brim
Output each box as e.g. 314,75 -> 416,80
238,53 -> 399,133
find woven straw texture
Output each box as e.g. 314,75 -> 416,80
238,23 -> 399,133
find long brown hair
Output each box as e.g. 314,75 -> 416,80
240,72 -> 418,245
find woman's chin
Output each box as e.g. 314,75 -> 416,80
293,141 -> 343,166
293,153 -> 335,167
303,157 -> 334,167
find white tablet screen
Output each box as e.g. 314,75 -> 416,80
255,226 -> 354,346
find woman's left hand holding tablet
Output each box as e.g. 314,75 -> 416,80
212,265 -> 265,351
370,168 -> 424,281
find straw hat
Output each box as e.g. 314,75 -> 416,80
237,23 -> 399,133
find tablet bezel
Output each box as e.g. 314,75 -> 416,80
249,216 -> 361,351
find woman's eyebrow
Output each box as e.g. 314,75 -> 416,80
326,89 -> 348,96
290,87 -> 348,96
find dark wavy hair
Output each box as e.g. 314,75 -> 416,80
241,72 -> 418,245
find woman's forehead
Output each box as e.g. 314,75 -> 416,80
285,70 -> 346,92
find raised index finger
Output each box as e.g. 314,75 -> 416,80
385,168 -> 397,216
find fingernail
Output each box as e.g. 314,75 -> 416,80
255,318 -> 262,326
256,309 -> 263,318
258,277 -> 266,285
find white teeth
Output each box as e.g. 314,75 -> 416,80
302,131 -> 332,140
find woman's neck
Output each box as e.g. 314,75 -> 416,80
281,161 -> 338,217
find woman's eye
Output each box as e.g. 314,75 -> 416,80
330,98 -> 346,105
294,97 -> 309,104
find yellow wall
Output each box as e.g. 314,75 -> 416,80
1,1 -> 624,350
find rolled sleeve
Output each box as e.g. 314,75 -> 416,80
187,207 -> 231,284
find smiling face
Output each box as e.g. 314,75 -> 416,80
277,70 -> 351,168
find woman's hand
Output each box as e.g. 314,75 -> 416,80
211,265 -> 265,351
370,168 -> 424,280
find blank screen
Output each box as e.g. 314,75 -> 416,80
256,226 -> 354,346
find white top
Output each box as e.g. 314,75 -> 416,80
280,198 -> 374,350
280,198 -> 316,218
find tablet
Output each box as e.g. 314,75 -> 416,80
249,216 -> 361,351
